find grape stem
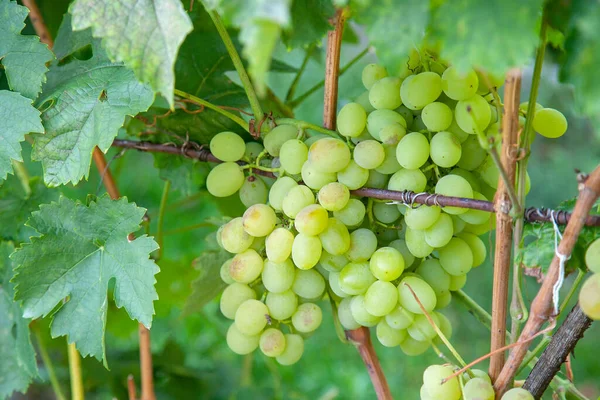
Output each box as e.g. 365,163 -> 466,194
68,342 -> 84,400
156,180 -> 171,260
33,323 -> 67,400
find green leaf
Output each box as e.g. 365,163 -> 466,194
69,0 -> 193,107
431,0 -> 544,75
153,153 -> 210,196
33,33 -> 154,187
0,242 -> 38,399
283,0 -> 335,48
11,195 -> 160,365
0,91 -> 44,181
0,0 -> 54,100
183,246 -> 230,315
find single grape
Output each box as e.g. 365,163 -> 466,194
435,174 -> 473,215
405,227 -> 434,258
234,299 -> 269,336
442,66 -> 479,100
279,139 -> 308,174
398,275 -> 437,314
533,108 -> 568,138
388,168 -> 427,192
262,259 -> 295,293
265,227 -> 294,263
475,69 -> 504,93
319,251 -> 349,272
282,185 -> 315,218
416,259 -> 451,296
396,132 -> 430,169
373,202 -> 401,224
463,377 -> 494,400
276,334 -> 304,365
375,144 -> 402,174
220,283 -> 257,319
294,204 -> 329,236
292,233 -> 322,270
354,91 -> 376,113
423,365 -> 461,400
319,217 -> 351,255
457,232 -> 487,267
337,102 -> 367,138
447,117 -> 470,142
585,238 -> 600,273
424,213 -> 454,248
439,237 -> 474,276
265,290 -> 298,320
301,161 -> 337,190
379,123 -> 407,146
369,76 -> 402,110
292,303 -> 323,333
476,155 -> 499,189
449,274 -> 467,291
249,235 -> 266,253
229,249 -> 263,283
245,141 -> 264,159
264,124 -> 298,156
455,94 -> 492,134
452,214 -> 466,234
239,176 -> 268,207
433,312 -> 453,343
268,177 -> 298,211
405,205 -> 441,230
226,323 -> 260,355
362,63 -> 388,89
292,268 -> 326,300
411,114 -> 427,131
400,72 -> 442,109
519,101 -> 544,115
457,135 -> 487,170
210,131 -> 246,162
459,192 -> 492,225
220,259 -> 234,284
436,291 -> 452,309
463,369 -> 492,384
388,239 -> 415,270
329,271 -> 350,298
365,280 -> 399,316
318,182 -> 350,211
346,228 -> 378,261
350,295 -> 382,326
430,131 -> 462,168
422,102 -> 453,132
449,167 -> 482,192
376,320 -> 407,347
337,160 -> 369,190
207,162 -> 245,197
367,109 -> 407,140
370,247 -> 405,281
339,261 -> 376,295
220,217 -> 254,253
333,198 -> 366,227
242,204 -> 276,237
259,328 -> 286,357
308,137 -> 351,173
338,297 -> 361,330
579,273 -> 600,320
407,313 -> 439,341
366,169 -> 389,189
385,304 -> 415,330
500,388 -> 534,400
354,140 -> 385,170
400,336 -> 430,356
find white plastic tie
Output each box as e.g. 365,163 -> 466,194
550,210 -> 570,314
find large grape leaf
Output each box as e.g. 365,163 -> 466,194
183,247 -> 230,316
69,0 -> 193,108
431,0 -> 544,75
0,0 -> 54,100
0,91 -> 44,181
283,0 -> 335,48
0,242 -> 38,399
11,196 -> 160,365
33,32 -> 154,187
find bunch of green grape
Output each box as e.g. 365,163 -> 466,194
419,364 -> 534,400
580,238 -> 600,320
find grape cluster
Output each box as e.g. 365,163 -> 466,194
204,57 -> 569,367
580,238 -> 600,320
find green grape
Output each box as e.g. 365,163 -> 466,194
369,76 -> 402,110
362,63 -> 388,89
367,109 -> 407,140
449,167 -> 481,192
436,290 -> 452,308
476,69 -> 504,93
265,227 -> 294,263
369,247 -> 405,281
400,72 -> 443,109
457,232 -> 487,267
320,251 -> 349,272
365,280 -> 399,316
442,66 -> 479,100
374,225 -> 398,243
318,182 -> 350,211
210,131 -> 246,162
389,239 -> 415,270
379,123 -> 407,146
333,199 -> 366,227
405,205 -> 441,230
226,323 -> 260,355
354,140 -> 385,170
411,114 -> 427,131
585,238 -> 600,273
249,235 -> 266,253
244,141 -> 264,159
400,336 -> 430,356
416,259 -> 451,296
398,275 -> 437,314
339,261 -> 376,295
463,377 -> 494,400
375,144 -> 402,174
220,283 -> 257,319
337,102 -> 367,138
319,217 -> 351,255
329,271 -> 350,298
533,108 -> 568,138
423,365 -> 461,400
455,94 -> 492,134
337,160 -> 369,190
405,227 -> 434,258
424,213 -> 454,248
435,174 -> 474,215
207,162 -> 245,197
519,101 -> 544,115
447,117 -> 470,142
264,124 -> 298,156
366,170 -> 389,189
292,303 -> 323,333
258,328 -> 286,357
292,233 -> 322,270
242,204 -> 276,237
395,105 -> 414,127
354,91 -> 376,113
500,388 -> 534,400
452,214 -> 466,234
464,369 -> 491,384
276,334 -> 304,365
376,320 -> 407,347
220,217 -> 254,253
476,156 -> 499,189
430,131 -> 462,168
239,176 -> 268,207
220,259 -> 235,284
457,135 -> 487,170
234,299 -> 269,336
346,228 -> 378,261
432,312 -> 453,344
279,139 -> 308,174
373,202 -> 401,224
266,290 -> 298,320
407,313 -> 440,341
439,237 -> 473,276
294,204 -> 329,236
420,385 -> 435,400
292,268 -> 325,300
350,295 -> 382,326
385,304 -> 415,330
269,177 -> 298,211
579,273 -> 600,320
262,259 -> 295,293
308,137 -> 351,173
338,297 -> 361,330
449,273 -> 467,291
388,168 -> 427,192
396,132 -> 430,169
301,161 -> 337,189
229,249 -> 263,284
282,185 -> 315,218
304,134 -> 329,147
458,192 -> 491,226
422,102 -> 453,132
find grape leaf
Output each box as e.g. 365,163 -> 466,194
0,0 -> 54,100
69,0 -> 193,108
33,33 -> 154,187
183,247 -> 230,315
0,91 -> 44,181
431,0 -> 544,75
11,196 -> 160,365
0,242 -> 38,399
153,153 -> 210,196
283,0 -> 335,48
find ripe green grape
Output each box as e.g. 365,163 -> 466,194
220,283 -> 257,319
319,217 -> 351,255
476,155 -> 499,189
422,102 -> 453,132
398,275 -> 437,314
319,251 -> 349,272
585,238 -> 600,273
435,174 -> 474,215
376,320 -> 407,347
500,388 -> 534,400
449,273 -> 467,291
369,76 -> 402,110
452,214 -> 466,234
365,280 -> 399,316
447,117 -> 470,142
229,249 -> 264,284
407,313 -> 439,341
239,176 -> 268,207
339,261 -> 376,295
262,259 -> 295,293
457,232 -> 487,267
268,177 -> 298,211
259,328 -> 286,357
423,365 -> 461,400
442,66 -> 479,100
396,132 -> 430,169
338,297 -> 361,329
439,237 -> 474,276
405,205 -> 441,230
337,102 -> 367,138
350,295 -> 382,326
459,192 -> 491,225
405,227 -> 434,258
463,377 -> 494,400
264,124 -> 298,156
242,204 -> 276,237
207,162 -> 245,197
279,139 -> 308,174
308,137 -> 351,173
433,312 -> 453,343
389,239 -> 415,270
416,259 -> 451,296
362,63 -> 388,89
424,213 -> 454,248
249,235 -> 266,253
400,72 -> 443,109
436,291 -> 452,309
411,114 -> 427,131
449,167 -> 481,192
276,334 -> 304,365
379,123 -> 407,146
282,185 -> 315,218
220,259 -> 234,284
430,131 -> 462,168
388,168 -> 427,192
301,161 -> 337,189
244,141 -> 264,159
333,198 -> 366,227
366,170 -> 389,189
366,109 -> 407,140
400,336 -> 430,356
533,108 -> 568,138
579,273 -> 600,320
370,247 -> 405,281
265,290 -> 298,320
226,323 -> 260,355
292,268 -> 326,300
337,160 -> 369,190
375,144 -> 402,174
476,69 -> 504,93
457,135 -> 487,170
210,131 -> 246,162
395,105 -> 414,126
292,303 -> 323,333
373,202 -> 401,224
354,140 -> 385,170
294,204 -> 329,236
265,228 -> 294,263
455,94 -> 492,134
329,271 -> 349,298
318,182 -> 350,211
346,228 -> 378,261
220,217 -> 254,253
234,299 -> 269,336
292,233 -> 322,270
519,101 -> 544,115
354,91 -> 376,113
385,304 -> 415,329
464,369 -> 492,384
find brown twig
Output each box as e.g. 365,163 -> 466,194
21,0 -> 54,48
323,8 -> 345,130
127,375 -> 137,400
522,304 -> 593,398
490,69 -> 521,380
494,165 -> 600,396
